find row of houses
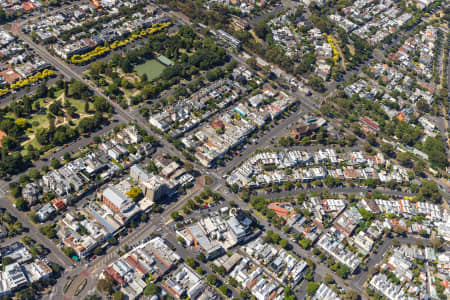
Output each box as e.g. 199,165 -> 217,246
227,148 -> 409,188
360,198 -> 445,221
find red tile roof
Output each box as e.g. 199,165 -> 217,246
51,197 -> 66,210
0,68 -> 22,84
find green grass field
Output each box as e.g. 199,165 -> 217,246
134,59 -> 166,81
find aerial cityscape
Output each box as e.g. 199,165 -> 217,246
0,0 -> 447,299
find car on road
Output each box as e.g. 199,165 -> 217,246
66,276 -> 71,280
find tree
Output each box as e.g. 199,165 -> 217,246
206,274 -> 217,286
295,51 -> 316,74
397,152 -> 412,167
1,136 -> 18,151
380,142 -> 395,157
93,247 -> 103,256
422,136 -> 448,168
306,282 -> 320,295
299,238 -> 312,249
63,152 -> 71,161
219,285 -> 229,296
324,273 -> 334,284
49,102 -> 62,116
50,159 -> 61,169
431,238 -> 443,251
144,282 -> 161,296
254,19 -> 270,39
344,290 -> 361,300
197,252 -> 206,263
90,61 -> 106,78
419,229 -> 429,238
416,99 -> 430,112
337,264 -> 350,279
308,75 -> 325,92
36,84 -> 48,98
63,247 -> 75,257
15,198 -> 28,211
97,278 -> 114,295
195,266 -> 203,275
395,227 -> 406,237
28,168 -> 41,181
112,291 -> 124,300
15,118 -> 27,128
417,180 -> 442,204
392,238 -> 400,247
246,57 -> 257,69
170,210 -> 180,220
120,57 -> 132,73
107,237 -> 118,246
279,239 -> 289,249
21,235 -> 32,246
70,80 -> 89,99
185,257 -> 196,268
216,266 -> 226,276
367,133 -> 377,146
2,257 -> 14,269
413,160 -> 425,175
93,96 -> 112,113
126,187 -> 142,201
